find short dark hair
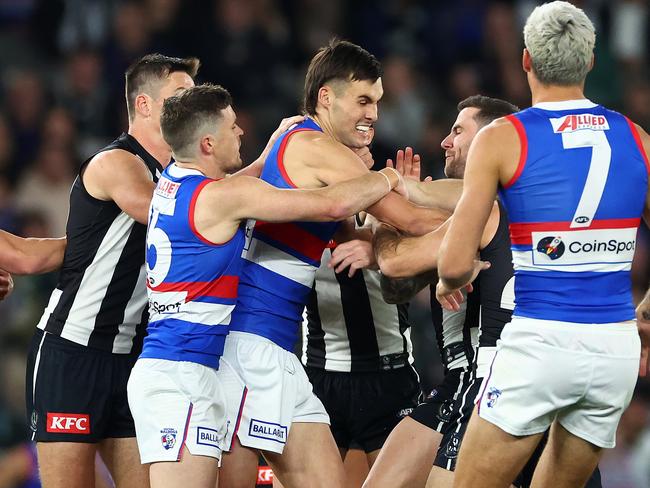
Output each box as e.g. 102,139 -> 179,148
303,39 -> 382,115
457,95 -> 520,127
125,53 -> 200,121
160,84 -> 232,159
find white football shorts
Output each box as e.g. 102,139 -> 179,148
128,357 -> 245,464
476,316 -> 640,448
220,331 -> 329,454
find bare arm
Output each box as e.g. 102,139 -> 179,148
288,135 -> 448,235
194,168 -> 401,243
374,221 -> 451,278
82,149 -> 155,224
380,273 -> 435,304
405,179 -> 464,212
0,230 -> 66,274
437,121 -> 517,290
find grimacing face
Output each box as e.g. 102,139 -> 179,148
210,105 -> 244,173
440,107 -> 481,179
329,78 -> 383,149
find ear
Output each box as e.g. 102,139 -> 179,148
200,134 -> 213,155
318,86 -> 333,109
134,94 -> 151,118
522,48 -> 532,73
588,53 -> 595,72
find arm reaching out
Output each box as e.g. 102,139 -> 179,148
0,230 -> 66,274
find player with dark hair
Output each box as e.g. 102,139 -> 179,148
437,2 -> 650,486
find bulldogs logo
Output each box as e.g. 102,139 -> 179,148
486,387 -> 502,408
160,428 -> 177,450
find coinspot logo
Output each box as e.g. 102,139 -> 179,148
536,236 -> 565,260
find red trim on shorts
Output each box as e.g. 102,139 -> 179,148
502,115 -> 528,189
509,218 -> 641,245
178,402 -> 194,461
625,116 -> 650,174
277,129 -> 313,188
230,387 -> 249,450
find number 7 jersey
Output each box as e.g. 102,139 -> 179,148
499,99 -> 649,323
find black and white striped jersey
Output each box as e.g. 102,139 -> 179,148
304,247 -> 412,373
37,133 -> 162,354
430,286 -> 479,372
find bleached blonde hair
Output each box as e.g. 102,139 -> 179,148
523,1 -> 595,86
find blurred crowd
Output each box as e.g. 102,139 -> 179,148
0,0 -> 647,486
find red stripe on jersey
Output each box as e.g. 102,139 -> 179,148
509,218 -> 641,245
277,129 -> 313,188
148,275 -> 239,301
625,116 -> 650,174
189,179 -> 227,246
255,221 -> 328,263
503,115 -> 528,189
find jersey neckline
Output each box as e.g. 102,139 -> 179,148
533,99 -> 597,111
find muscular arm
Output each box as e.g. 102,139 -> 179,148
438,120 -> 518,289
82,149 -> 155,224
194,168 -> 401,243
380,272 -> 436,304
404,178 -> 464,212
286,134 -> 447,235
0,230 -> 66,274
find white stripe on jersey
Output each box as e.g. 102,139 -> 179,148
243,237 -> 315,288
36,288 -> 63,330
113,263 -> 147,353
362,268 -> 407,357
62,212 -> 144,352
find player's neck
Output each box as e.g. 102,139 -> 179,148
174,158 -> 225,180
128,122 -> 173,168
311,114 -> 340,144
530,83 -> 586,106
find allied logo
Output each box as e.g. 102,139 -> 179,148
249,419 -> 287,444
46,413 -> 91,434
486,387 -> 502,408
160,428 -> 177,450
550,114 -> 609,133
536,236 -> 565,260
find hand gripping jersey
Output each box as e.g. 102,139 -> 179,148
141,164 -> 245,368
500,100 -> 649,323
231,118 -> 340,350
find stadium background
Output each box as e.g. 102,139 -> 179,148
0,0 -> 647,486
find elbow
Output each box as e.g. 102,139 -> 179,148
438,261 -> 471,289
328,201 -> 355,221
377,253 -> 408,279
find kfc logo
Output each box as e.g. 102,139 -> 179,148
46,413 -> 90,434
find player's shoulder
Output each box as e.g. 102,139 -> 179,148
286,128 -> 355,166
86,147 -> 145,174
475,116 -> 519,147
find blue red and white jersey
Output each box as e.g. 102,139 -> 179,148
231,118 -> 340,350
499,99 -> 649,323
141,163 -> 245,368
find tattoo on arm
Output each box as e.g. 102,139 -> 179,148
380,271 -> 438,304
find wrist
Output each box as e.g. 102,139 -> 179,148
379,167 -> 401,190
